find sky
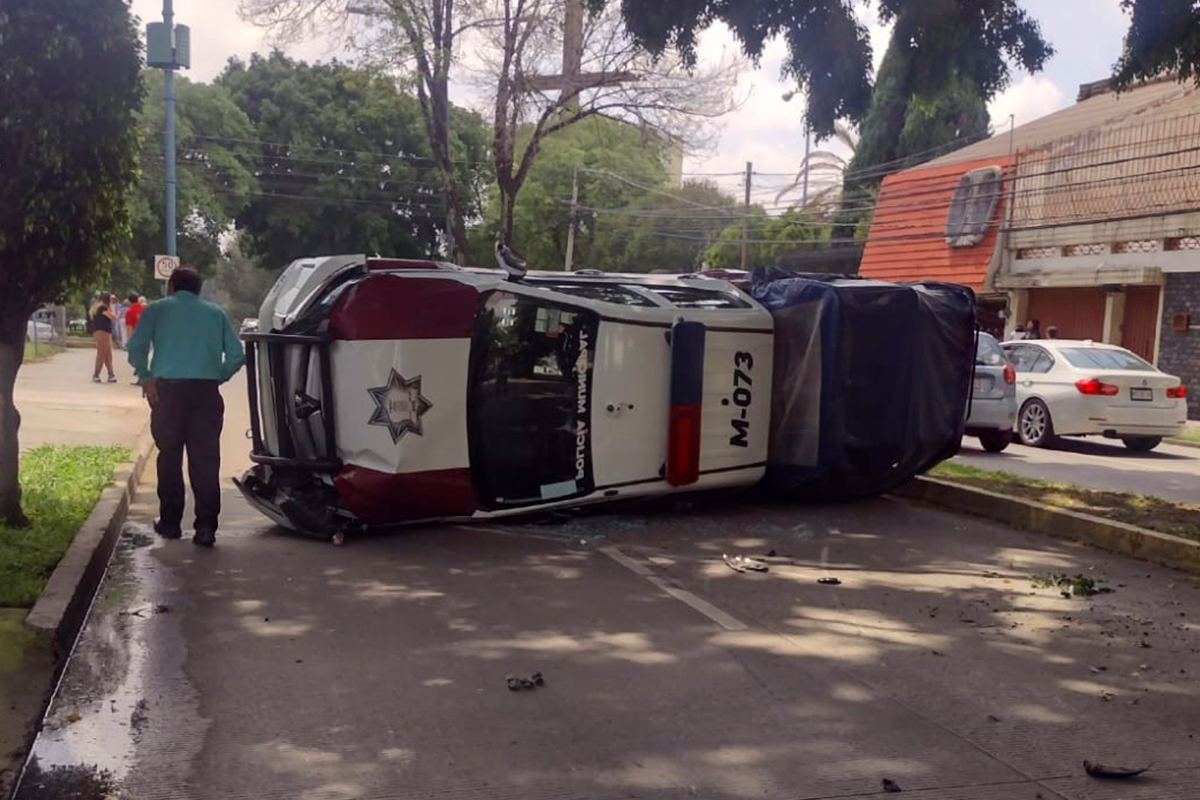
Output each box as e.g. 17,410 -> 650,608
130,0 -> 1133,193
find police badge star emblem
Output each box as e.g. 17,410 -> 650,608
367,369 -> 433,443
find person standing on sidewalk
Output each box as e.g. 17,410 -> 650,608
127,268 -> 244,547
89,292 -> 118,383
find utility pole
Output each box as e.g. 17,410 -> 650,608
564,163 -> 581,271
801,123 -> 811,207
146,0 -> 189,288
741,161 -> 752,270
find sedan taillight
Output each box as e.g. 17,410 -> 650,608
1002,364 -> 1016,385
1167,384 -> 1187,399
1075,378 -> 1119,396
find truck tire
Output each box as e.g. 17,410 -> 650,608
978,429 -> 1013,453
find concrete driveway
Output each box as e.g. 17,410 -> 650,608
14,373 -> 1200,800
957,435 -> 1200,503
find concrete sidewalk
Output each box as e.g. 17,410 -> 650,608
14,346 -> 147,452
15,376 -> 1200,799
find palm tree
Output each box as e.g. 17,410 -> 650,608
775,121 -> 858,211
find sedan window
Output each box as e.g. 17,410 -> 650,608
1060,347 -> 1155,372
1005,345 -> 1053,374
976,334 -> 1006,366
1029,351 -> 1054,374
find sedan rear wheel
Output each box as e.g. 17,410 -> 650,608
1017,399 -> 1055,447
1121,436 -> 1162,453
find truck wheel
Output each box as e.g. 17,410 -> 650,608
978,429 -> 1013,453
1017,399 -> 1055,448
1121,436 -> 1162,453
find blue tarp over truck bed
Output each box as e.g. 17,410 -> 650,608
752,268 -> 976,499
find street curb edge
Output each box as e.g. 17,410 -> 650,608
893,475 -> 1200,575
24,421 -> 155,659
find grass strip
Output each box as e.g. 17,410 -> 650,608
0,445 -> 128,608
929,461 -> 1200,544
22,342 -> 64,364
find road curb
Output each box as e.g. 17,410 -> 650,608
893,476 -> 1200,574
24,422 -> 155,658
1167,436 -> 1200,450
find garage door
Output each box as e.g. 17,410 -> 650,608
1122,285 -> 1161,363
1026,287 -> 1106,340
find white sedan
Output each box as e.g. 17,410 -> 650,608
1001,339 -> 1187,451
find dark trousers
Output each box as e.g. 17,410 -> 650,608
151,380 -> 224,531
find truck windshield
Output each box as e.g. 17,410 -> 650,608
468,291 -> 599,508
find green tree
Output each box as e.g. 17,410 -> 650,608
590,180 -> 740,272
836,1 -> 1050,240
705,208 -> 824,270
109,72 -> 258,297
0,0 -> 143,525
606,1 -> 1049,141
1114,0 -> 1200,88
218,53 -> 491,269
475,117 -> 673,270
204,236 -> 282,323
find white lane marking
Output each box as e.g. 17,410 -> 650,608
601,546 -> 748,631
600,545 -> 655,576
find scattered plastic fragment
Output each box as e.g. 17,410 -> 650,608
723,554 -> 769,573
881,777 -> 903,792
506,672 -> 546,691
817,577 -> 842,585
1083,760 -> 1150,779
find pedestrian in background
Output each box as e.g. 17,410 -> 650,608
124,292 -> 146,336
128,267 -> 244,547
1046,325 -> 1059,339
112,293 -> 127,349
88,292 -> 117,383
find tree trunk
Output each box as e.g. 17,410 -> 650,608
429,77 -> 470,264
498,183 -> 516,247
0,327 -> 29,528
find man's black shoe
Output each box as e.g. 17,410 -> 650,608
193,527 -> 216,548
154,518 -> 182,539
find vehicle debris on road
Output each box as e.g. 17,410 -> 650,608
881,777 -> 903,792
723,554 -> 769,573
506,672 -> 546,691
1083,760 -> 1151,779
817,577 -> 842,585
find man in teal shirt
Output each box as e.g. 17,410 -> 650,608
128,267 -> 244,546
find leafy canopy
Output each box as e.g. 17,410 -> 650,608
603,0 -> 1051,139
108,73 -> 258,297
1114,0 -> 1200,88
0,0 -> 144,323
218,53 -> 491,268
473,117 -> 673,270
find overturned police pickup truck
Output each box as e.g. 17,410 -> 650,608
236,254 -> 975,541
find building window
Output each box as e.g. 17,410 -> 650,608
945,166 -> 1002,247
1064,243 -> 1108,256
1114,240 -> 1161,254
1017,246 -> 1061,260
1166,236 -> 1200,251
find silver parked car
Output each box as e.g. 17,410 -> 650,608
965,332 -> 1017,452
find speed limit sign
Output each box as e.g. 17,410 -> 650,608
154,254 -> 180,281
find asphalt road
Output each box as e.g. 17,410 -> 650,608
957,434 -> 1200,504
14,371 -> 1200,800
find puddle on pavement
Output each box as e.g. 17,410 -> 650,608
16,521 -> 209,799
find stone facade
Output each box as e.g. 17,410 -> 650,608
1157,273 -> 1200,421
